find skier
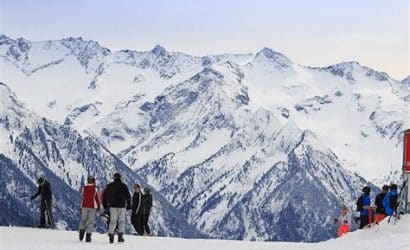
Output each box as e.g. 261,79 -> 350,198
374,185 -> 389,223
334,204 -> 351,237
382,184 -> 399,218
356,186 -> 376,229
140,187 -> 153,236
31,177 -> 53,228
131,184 -> 143,235
78,176 -> 100,242
103,173 -> 131,243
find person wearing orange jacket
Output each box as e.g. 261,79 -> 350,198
78,176 -> 101,242
335,204 -> 351,237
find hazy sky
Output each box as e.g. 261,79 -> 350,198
0,0 -> 408,79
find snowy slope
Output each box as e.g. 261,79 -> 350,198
109,63 -> 370,241
244,50 -> 410,180
0,82 -> 202,237
1,35 -> 408,242
1,35 -> 407,181
1,216 -> 409,250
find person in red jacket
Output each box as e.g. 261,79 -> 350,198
78,176 -> 100,242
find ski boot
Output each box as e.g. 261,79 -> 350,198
79,229 -> 85,241
85,233 -> 91,242
118,232 -> 125,242
108,233 -> 114,244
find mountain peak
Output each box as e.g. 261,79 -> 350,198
0,34 -> 14,45
253,47 -> 292,67
402,75 -> 410,85
323,61 -> 390,82
151,45 -> 166,56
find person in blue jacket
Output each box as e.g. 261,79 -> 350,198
382,184 -> 398,216
358,186 -> 376,229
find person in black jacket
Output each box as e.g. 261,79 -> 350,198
103,173 -> 131,243
131,184 -> 143,235
140,187 -> 153,236
31,177 -> 54,228
374,185 -> 389,223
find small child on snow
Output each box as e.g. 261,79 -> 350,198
334,204 -> 351,237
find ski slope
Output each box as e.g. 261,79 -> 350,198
1,216 -> 409,250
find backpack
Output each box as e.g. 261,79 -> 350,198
375,193 -> 386,214
356,195 -> 364,212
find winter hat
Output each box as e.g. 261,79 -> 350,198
382,185 -> 389,191
37,177 -> 45,185
362,186 -> 371,194
390,184 -> 397,190
113,173 -> 121,180
144,188 -> 151,193
87,176 -> 96,184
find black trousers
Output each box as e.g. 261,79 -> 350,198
141,213 -> 151,234
131,212 -> 143,235
359,215 -> 369,229
40,199 -> 53,226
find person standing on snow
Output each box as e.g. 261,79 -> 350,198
131,184 -> 143,235
374,185 -> 389,223
334,204 -> 351,237
31,177 -> 53,228
357,186 -> 376,229
103,173 -> 131,243
382,184 -> 399,217
78,176 -> 100,242
140,187 -> 153,236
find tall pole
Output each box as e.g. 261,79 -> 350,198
403,129 -> 410,213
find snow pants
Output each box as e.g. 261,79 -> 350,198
40,199 -> 53,227
141,213 -> 151,234
374,213 -> 386,223
109,207 -> 126,234
79,208 -> 97,233
131,212 -> 143,235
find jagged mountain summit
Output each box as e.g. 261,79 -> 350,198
0,34 -> 408,242
402,75 -> 410,85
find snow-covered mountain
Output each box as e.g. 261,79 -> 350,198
0,82 -> 202,237
0,34 -> 408,242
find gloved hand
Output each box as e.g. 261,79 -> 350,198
126,204 -> 132,211
334,218 -> 339,223
343,220 -> 348,224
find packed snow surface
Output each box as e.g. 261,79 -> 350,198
1,216 -> 409,250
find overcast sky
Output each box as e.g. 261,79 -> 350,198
0,0 -> 408,79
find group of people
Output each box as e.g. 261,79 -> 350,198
29,174 -> 401,242
334,183 -> 399,238
31,173 -> 153,244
